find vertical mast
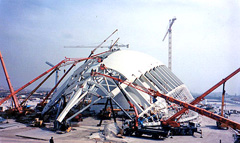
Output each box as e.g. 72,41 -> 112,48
163,17 -> 176,71
168,20 -> 172,71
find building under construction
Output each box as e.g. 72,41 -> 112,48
42,49 -> 199,129
0,31 -> 240,142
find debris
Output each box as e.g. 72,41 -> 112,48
103,123 -> 120,137
0,116 -> 5,123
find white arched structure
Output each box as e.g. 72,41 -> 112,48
42,49 -> 198,126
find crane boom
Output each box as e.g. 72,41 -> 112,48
162,18 -> 177,41
166,67 -> 240,122
64,44 -> 129,49
0,56 -> 99,106
0,51 -> 22,112
89,29 -> 118,56
91,67 -> 240,132
153,91 -> 240,131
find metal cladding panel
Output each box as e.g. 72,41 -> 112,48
102,50 -> 163,82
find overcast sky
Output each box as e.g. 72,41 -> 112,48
0,0 -> 239,95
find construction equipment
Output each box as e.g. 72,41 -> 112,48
91,67 -> 240,138
216,82 -> 228,129
39,63 -> 76,106
0,29 -> 121,110
165,67 -> 240,126
64,29 -> 118,56
91,69 -> 198,138
162,17 -> 177,71
0,56 -> 100,108
64,44 -> 129,49
31,118 -> 44,127
64,29 -> 129,50
0,51 -> 22,112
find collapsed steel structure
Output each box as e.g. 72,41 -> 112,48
42,49 -> 198,127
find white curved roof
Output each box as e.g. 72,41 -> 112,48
103,50 -> 164,82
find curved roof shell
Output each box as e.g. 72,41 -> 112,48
102,50 -> 163,82
42,49 -> 198,126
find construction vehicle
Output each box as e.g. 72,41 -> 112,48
91,69 -> 199,138
91,66 -> 240,139
0,29 -> 119,112
216,82 -> 229,129
31,118 -> 44,127
164,67 -> 240,127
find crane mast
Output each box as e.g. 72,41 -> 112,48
162,17 -> 177,71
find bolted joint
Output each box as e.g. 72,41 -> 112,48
90,69 -> 97,77
99,64 -> 107,70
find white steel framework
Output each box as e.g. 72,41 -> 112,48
42,49 -> 198,126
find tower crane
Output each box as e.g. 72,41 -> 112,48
162,17 -> 177,71
64,29 -> 128,51
64,43 -> 129,49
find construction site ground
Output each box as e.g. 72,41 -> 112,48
0,103 -> 239,143
0,114 -> 239,143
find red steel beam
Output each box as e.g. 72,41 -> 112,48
40,63 -> 76,106
93,70 -> 240,131
154,91 -> 240,130
20,69 -> 56,106
0,59 -> 66,106
0,50 -> 113,107
0,56 -> 95,106
166,67 -> 240,122
0,51 -> 22,112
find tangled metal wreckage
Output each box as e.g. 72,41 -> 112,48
42,48 -> 198,130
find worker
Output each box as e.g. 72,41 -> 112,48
138,117 -> 144,127
49,137 -> 54,143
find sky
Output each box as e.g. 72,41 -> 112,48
0,0 -> 239,95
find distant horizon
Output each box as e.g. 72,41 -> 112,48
0,85 -> 239,96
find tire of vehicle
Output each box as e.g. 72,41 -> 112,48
124,129 -> 132,136
188,129 -> 194,136
152,134 -> 159,139
135,131 -> 142,137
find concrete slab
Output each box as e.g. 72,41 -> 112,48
0,119 -> 26,129
0,123 -> 20,129
0,103 -> 240,143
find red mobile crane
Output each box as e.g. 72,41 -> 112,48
0,55 -> 103,110
0,29 -> 120,110
0,51 -> 22,112
165,67 -> 240,127
91,67 -> 240,138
